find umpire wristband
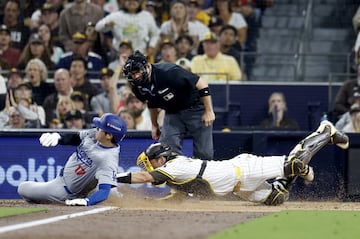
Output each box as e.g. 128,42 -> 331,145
117,172 -> 132,184
198,87 -> 211,97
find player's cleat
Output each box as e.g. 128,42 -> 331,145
264,178 -> 290,206
300,165 -> 314,185
318,120 -> 349,149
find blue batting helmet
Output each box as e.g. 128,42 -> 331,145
93,113 -> 127,143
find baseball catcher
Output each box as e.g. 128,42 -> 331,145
117,120 -> 349,205
18,113 -> 127,206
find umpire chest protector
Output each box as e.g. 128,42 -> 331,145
132,63 -> 202,113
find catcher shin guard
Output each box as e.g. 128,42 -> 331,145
320,120 -> 349,149
284,125 -> 332,177
264,178 -> 289,206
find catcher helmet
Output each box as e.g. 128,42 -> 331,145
93,113 -> 127,143
123,50 -> 149,86
145,142 -> 172,160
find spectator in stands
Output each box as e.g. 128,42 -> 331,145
335,92 -> 360,131
43,68 -> 74,127
156,38 -> 178,63
175,35 -> 195,60
17,33 -> 56,70
69,56 -> 99,105
231,1 -> 260,78
144,0 -> 161,27
118,107 -> 136,130
71,91 -> 92,124
38,23 -> 64,65
51,97 -> 76,129
63,109 -> 91,129
95,0 -> 159,61
0,24 -> 20,69
0,0 -> 30,50
115,84 -> 132,114
187,0 -> 210,52
191,32 -> 242,81
208,15 -> 224,36
219,24 -> 242,68
160,1 -> 201,55
4,107 -> 28,129
342,103 -> 360,133
90,68 -> 117,116
85,21 -> 109,66
37,2 -> 62,48
259,92 -> 300,130
11,83 -> 46,127
214,0 -> 247,49
188,0 -> 211,26
24,58 -> 55,106
108,39 -> 134,71
126,93 -> 152,130
59,0 -> 104,52
334,63 -> 360,116
57,32 -> 105,79
5,68 -> 24,91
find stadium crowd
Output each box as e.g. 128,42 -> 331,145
0,0 -> 274,130
0,0 -> 357,131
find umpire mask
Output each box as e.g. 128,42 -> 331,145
123,50 -> 150,87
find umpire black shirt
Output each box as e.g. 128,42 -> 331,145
131,63 -> 202,113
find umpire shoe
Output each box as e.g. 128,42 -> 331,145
318,120 -> 349,149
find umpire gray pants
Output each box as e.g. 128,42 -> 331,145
160,104 -> 214,160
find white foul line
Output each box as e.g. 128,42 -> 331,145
0,206 -> 117,234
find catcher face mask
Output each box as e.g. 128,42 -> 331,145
136,152 -> 154,172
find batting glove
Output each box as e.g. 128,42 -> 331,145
65,198 -> 89,206
39,133 -> 61,147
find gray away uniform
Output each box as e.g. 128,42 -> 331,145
18,129 -> 120,203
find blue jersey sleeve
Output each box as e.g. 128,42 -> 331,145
86,184 -> 112,206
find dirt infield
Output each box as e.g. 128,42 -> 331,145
1,196 -> 360,239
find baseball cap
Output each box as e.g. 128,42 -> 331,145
8,68 -> 23,78
202,32 -> 218,42
72,32 -> 87,43
65,110 -> 83,121
100,68 -> 114,79
160,38 -> 175,49
41,3 -> 58,13
209,16 -> 223,28
0,24 -> 10,35
29,33 -> 44,45
119,39 -> 133,49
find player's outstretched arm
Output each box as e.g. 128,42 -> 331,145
117,171 -> 155,184
65,184 -> 112,206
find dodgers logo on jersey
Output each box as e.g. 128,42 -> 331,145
76,142 -> 93,167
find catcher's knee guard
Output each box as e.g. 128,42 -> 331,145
264,179 -> 289,206
284,125 -> 332,177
